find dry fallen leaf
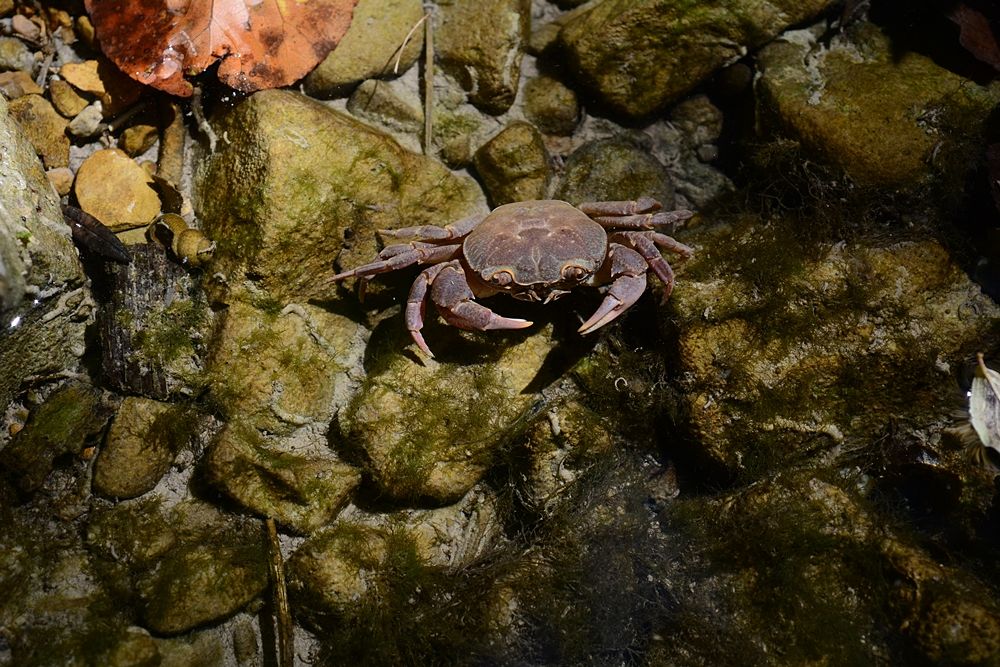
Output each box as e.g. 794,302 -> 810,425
84,0 -> 358,97
969,353 -> 1000,467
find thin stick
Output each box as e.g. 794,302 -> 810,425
422,10 -> 434,156
191,85 -> 218,153
156,100 -> 185,186
266,518 -> 294,667
394,13 -> 428,74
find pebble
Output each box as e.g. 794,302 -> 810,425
0,70 -> 41,98
68,101 -> 104,138
7,93 -> 70,168
11,14 -> 40,42
49,78 -> 89,117
60,58 -> 142,117
74,148 -> 161,231
46,167 -> 74,196
0,36 -> 34,73
119,124 -> 158,156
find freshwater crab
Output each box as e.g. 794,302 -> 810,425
331,198 -> 694,356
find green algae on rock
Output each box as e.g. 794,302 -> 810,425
523,74 -> 580,136
195,89 -> 483,303
473,121 -> 551,205
205,420 -> 361,534
555,136 -> 674,208
206,300 -> 366,435
92,397 -> 195,499
667,216 -> 1000,475
556,0 -> 837,118
756,23 -> 1000,189
335,323 -> 555,504
7,93 -> 70,169
1,383 -> 111,494
435,0 -> 530,115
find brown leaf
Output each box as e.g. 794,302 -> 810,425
950,3 -> 1000,72
84,0 -> 358,97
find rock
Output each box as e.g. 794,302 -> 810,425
0,70 -> 41,98
45,167 -> 73,196
555,136 -> 674,207
556,0 -> 836,118
304,0 -> 425,98
0,383 -> 111,494
119,124 -> 158,157
101,626 -> 160,667
0,36 -> 33,73
59,58 -> 142,117
883,540 -> 1000,664
96,243 -> 213,400
138,541 -> 268,635
346,78 -> 424,135
0,94 -> 88,411
473,121 -> 550,205
669,217 -> 1000,473
523,75 -> 580,136
206,300 -> 366,435
92,397 -> 190,499
86,498 -> 177,568
756,23 -> 1000,188
336,324 -> 555,504
431,103 -> 486,168
436,0 -> 530,114
47,79 -> 88,118
7,93 -> 70,168
67,101 -> 104,138
195,89 -> 483,303
11,15 -> 40,42
288,523 -> 427,623
0,1 -> 12,17
74,148 -> 160,231
204,420 -> 361,533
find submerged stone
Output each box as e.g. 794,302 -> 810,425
473,121 -> 551,205
336,324 -> 555,504
435,0 -> 530,115
205,420 -> 361,534
195,89 -> 483,303
556,0 -> 836,117
756,23 -> 1000,188
555,136 -> 674,207
669,217 -> 1000,473
206,300 -> 366,435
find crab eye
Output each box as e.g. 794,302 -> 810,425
561,264 -> 588,282
490,270 -> 514,286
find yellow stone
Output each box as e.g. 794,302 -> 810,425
59,58 -> 141,117
49,78 -> 89,117
119,124 -> 158,156
7,94 -> 69,168
0,70 -> 41,98
45,167 -> 74,196
74,149 -> 161,231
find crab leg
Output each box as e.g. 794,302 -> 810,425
589,209 -> 693,230
611,231 -> 693,302
379,214 -> 483,242
578,244 -> 648,334
331,242 -> 461,281
578,198 -> 662,216
405,263 -> 449,356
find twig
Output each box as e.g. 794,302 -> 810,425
156,100 -> 185,186
191,85 -> 218,153
266,518 -> 294,667
394,13 -> 429,74
423,9 -> 434,156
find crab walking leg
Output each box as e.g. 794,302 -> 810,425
578,244 -> 649,334
405,263 -> 450,356
589,209 -> 694,230
612,231 -> 694,301
378,214 -> 484,242
331,242 -> 461,281
430,261 -> 532,335
577,198 -> 662,216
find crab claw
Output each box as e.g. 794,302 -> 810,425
432,264 -> 532,334
578,273 -> 646,334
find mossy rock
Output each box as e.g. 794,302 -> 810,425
756,22 -> 1000,189
473,121 -> 551,205
555,136 -> 674,207
194,89 -> 483,303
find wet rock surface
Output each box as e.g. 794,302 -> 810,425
3,1 -> 1000,665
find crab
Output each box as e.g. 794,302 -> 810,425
331,198 -> 694,356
